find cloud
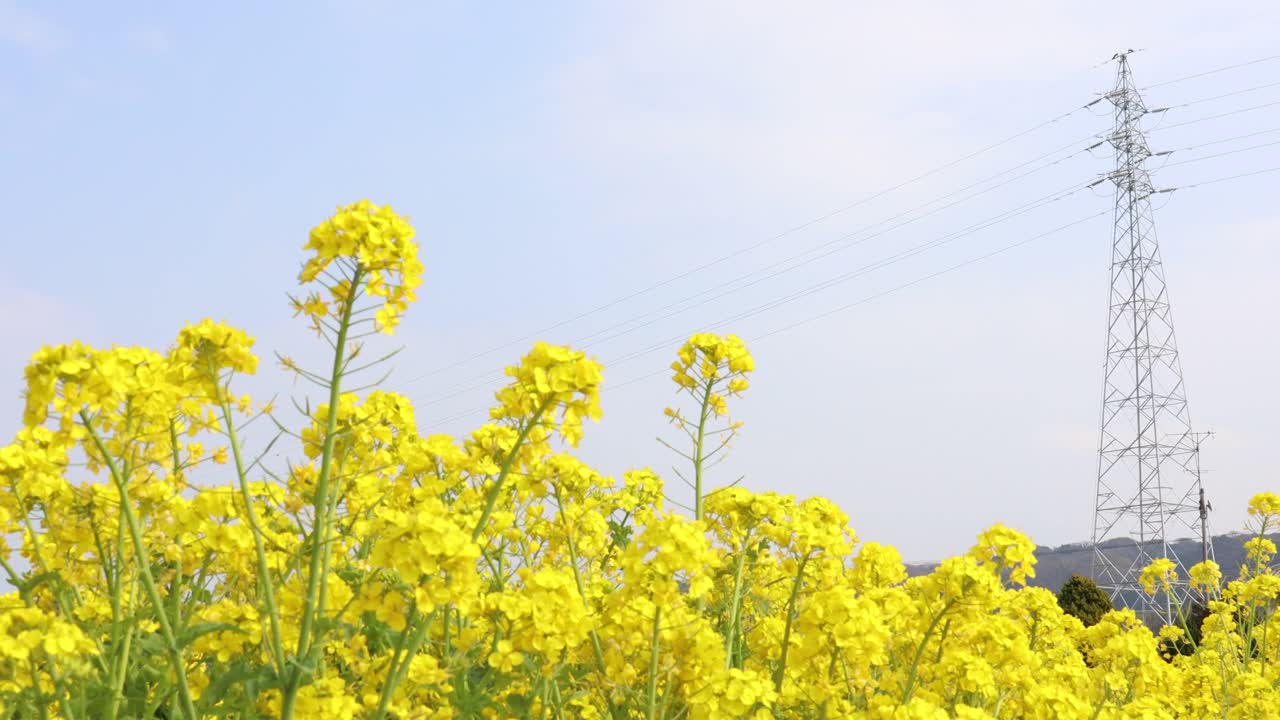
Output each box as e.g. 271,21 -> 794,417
0,1 -> 66,57
539,0 -> 1278,210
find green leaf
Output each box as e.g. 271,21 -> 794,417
17,570 -> 65,595
176,621 -> 246,649
199,661 -> 276,714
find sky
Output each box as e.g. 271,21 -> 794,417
1,1 -> 1278,562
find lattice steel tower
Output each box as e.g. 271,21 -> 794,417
1091,51 -> 1210,624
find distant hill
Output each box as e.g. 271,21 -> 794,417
906,532 -> 1280,592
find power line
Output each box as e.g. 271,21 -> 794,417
1142,54 -> 1280,90
410,79 -> 1270,393
415,119 -> 1275,404
600,184 -> 1091,361
1167,164 -> 1280,192
421,184 -> 1094,414
416,149 -> 1280,408
422,211 -> 1108,428
420,165 -> 1280,428
1160,139 -> 1280,169
407,58 -> 1280,418
416,136 -> 1101,402
603,188 -> 1089,367
573,138 -> 1095,341
1141,126 -> 1280,177
1161,125 -> 1280,153
745,218 -> 1104,343
1152,99 -> 1280,132
1144,126 -> 1280,178
1147,81 -> 1280,113
401,98 -> 1102,386
417,178 -> 1095,405
1138,83 -> 1280,136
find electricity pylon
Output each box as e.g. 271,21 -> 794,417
1090,51 -> 1211,625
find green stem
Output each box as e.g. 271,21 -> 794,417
109,579 -> 140,720
535,676 -> 549,720
285,267 -> 363,718
551,678 -> 567,720
165,423 -> 185,634
443,605 -> 452,653
1088,688 -> 1110,720
818,651 -> 840,719
1262,600 -> 1272,674
901,599 -> 957,704
772,553 -> 810,693
15,493 -> 79,629
316,447 -> 356,635
214,388 -> 287,675
723,538 -> 751,669
1218,648 -> 1230,719
80,413 -> 198,720
472,398 -> 555,542
103,503 -> 129,720
31,657 -> 50,720
109,619 -> 136,720
48,662 -> 78,720
370,611 -> 426,720
692,377 -> 714,521
933,619 -> 952,664
556,490 -> 620,718
646,606 -> 662,720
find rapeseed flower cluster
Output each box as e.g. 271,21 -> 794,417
296,199 -> 424,335
2,201 -> 1279,719
662,333 -> 754,520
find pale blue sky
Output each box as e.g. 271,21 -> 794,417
2,2 -> 1279,561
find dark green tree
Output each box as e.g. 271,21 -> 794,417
1159,602 -> 1212,660
1056,574 -> 1113,627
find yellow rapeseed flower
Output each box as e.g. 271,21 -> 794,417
300,200 -> 423,335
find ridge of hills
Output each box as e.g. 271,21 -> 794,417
905,532 -> 1280,592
